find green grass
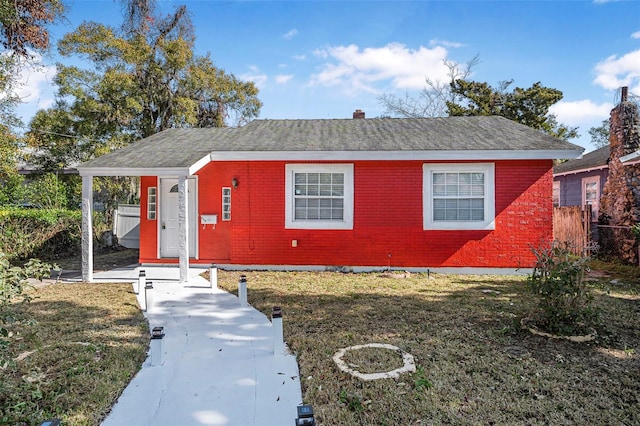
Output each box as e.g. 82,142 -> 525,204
1,283 -> 148,425
214,269 -> 639,425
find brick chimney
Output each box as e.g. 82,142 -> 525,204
353,109 -> 365,119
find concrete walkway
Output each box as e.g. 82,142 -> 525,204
85,266 -> 302,426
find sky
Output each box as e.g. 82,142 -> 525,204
12,0 -> 640,153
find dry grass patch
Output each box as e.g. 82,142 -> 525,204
1,283 -> 148,425
339,345 -> 406,375
215,269 -> 639,425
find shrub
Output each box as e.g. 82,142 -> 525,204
0,208 -> 81,262
526,242 -> 597,335
0,253 -> 51,369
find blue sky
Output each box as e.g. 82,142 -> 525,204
14,0 -> 640,152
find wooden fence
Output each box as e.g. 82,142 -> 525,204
553,206 -> 592,253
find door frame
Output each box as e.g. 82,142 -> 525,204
158,176 -> 198,259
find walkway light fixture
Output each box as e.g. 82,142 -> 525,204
295,404 -> 315,425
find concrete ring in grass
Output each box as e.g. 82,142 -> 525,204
333,343 -> 416,381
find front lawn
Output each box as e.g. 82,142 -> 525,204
217,268 -> 639,425
2,264 -> 638,425
1,283 -> 148,425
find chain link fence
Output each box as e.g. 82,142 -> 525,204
593,224 -> 639,265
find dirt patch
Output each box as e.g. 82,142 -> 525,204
52,248 -> 139,272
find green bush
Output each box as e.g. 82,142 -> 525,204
1,173 -> 82,210
0,253 -> 51,369
0,209 -> 81,262
527,242 -> 597,335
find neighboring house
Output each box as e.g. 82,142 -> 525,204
552,146 -> 610,223
77,114 -> 582,282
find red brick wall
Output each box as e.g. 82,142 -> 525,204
138,159 -> 553,268
139,176 -> 158,262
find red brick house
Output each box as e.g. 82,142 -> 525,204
77,114 -> 582,282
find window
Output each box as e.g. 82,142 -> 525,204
423,163 -> 495,230
222,187 -> 231,221
147,187 -> 157,220
552,181 -> 561,207
582,176 -> 600,222
285,164 -> 354,229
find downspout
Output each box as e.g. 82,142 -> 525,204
81,175 -> 94,282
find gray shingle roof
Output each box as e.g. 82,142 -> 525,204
220,116 -> 577,151
553,146 -> 610,175
78,116 -> 583,173
79,127 -> 236,169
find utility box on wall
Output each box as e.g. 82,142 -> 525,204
201,214 -> 218,225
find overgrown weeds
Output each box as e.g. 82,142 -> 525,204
0,253 -> 51,369
0,208 -> 81,262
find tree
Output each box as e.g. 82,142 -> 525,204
52,7 -> 261,137
0,0 -> 65,205
27,4 -> 262,167
121,0 -> 157,36
589,119 -> 610,149
26,3 -> 261,220
0,55 -> 23,205
378,55 -> 480,118
446,79 -> 579,140
0,0 -> 64,56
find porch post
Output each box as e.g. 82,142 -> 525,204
178,176 -> 189,283
81,175 -> 93,282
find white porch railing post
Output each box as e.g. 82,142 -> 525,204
209,265 -> 218,289
178,176 -> 189,284
81,175 -> 93,282
272,306 -> 284,356
238,275 -> 247,306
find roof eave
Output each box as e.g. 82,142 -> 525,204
210,149 -> 584,162
78,166 -> 192,177
553,164 -> 609,177
620,150 -> 640,164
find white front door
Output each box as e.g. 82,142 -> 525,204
160,178 -> 197,258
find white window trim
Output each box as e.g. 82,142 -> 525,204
582,175 -> 600,222
423,163 -> 495,230
147,187 -> 157,220
285,164 -> 354,230
552,180 -> 561,207
222,187 -> 231,221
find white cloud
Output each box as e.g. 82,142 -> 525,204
1,52 -> 58,124
593,49 -> 640,91
292,54 -> 306,61
283,29 -> 298,40
632,31 -> 640,39
310,43 -> 452,94
14,61 -> 57,104
549,99 -> 613,127
0,52 -> 57,103
275,74 -> 293,84
240,66 -> 268,89
429,39 -> 464,49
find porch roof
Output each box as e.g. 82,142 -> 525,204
78,116 -> 583,176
